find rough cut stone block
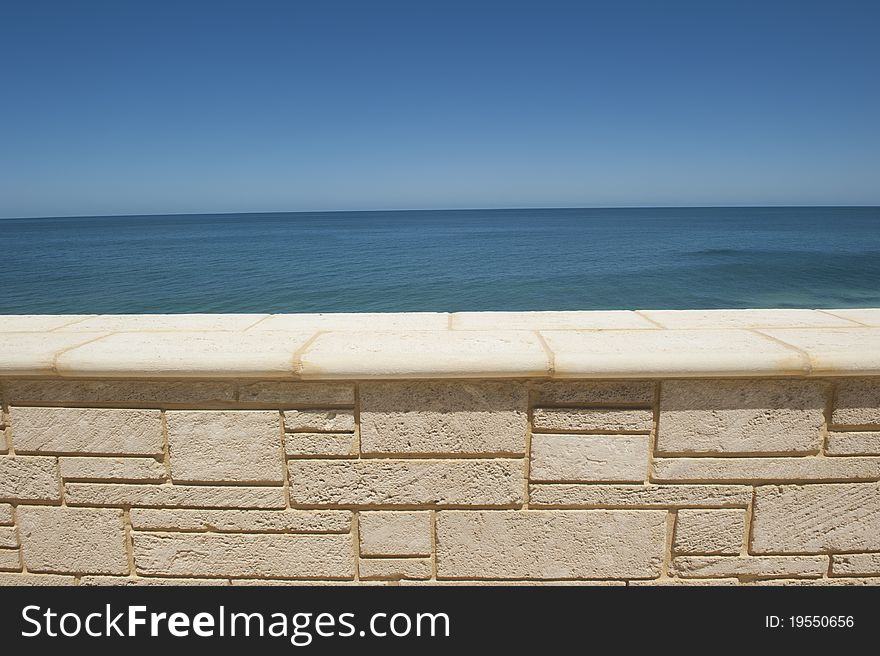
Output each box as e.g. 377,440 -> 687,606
673,510 -> 745,555
66,483 -> 286,509
652,457 -> 880,483
0,504 -> 13,525
284,409 -> 355,433
832,379 -> 880,426
238,382 -> 355,406
59,456 -> 166,482
133,532 -> 354,579
80,576 -> 226,586
532,381 -> 655,406
0,456 -> 61,502
166,411 -> 283,483
359,381 -> 527,454
673,556 -> 827,579
657,380 -> 825,454
0,573 -> 77,586
826,431 -> 880,455
11,407 -> 163,455
0,526 -> 18,548
530,434 -> 649,482
289,459 -> 523,507
436,510 -> 666,580
533,408 -> 653,433
753,577 -> 880,586
18,506 -> 128,575
0,550 -> 21,571
528,484 -> 753,508
5,381 -> 235,405
360,557 -> 431,580
751,483 -> 880,554
831,553 -> 880,577
629,578 -> 740,586
130,509 -> 351,533
285,433 -> 357,457
359,511 -> 432,556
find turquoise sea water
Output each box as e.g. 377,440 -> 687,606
1,207 -> 879,314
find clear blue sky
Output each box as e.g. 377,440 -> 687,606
1,0 -> 878,217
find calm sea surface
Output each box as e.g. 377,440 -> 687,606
1,207 -> 879,314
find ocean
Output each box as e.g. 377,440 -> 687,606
1,206 -> 879,314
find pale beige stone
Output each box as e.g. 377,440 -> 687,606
252,312 -> 449,331
359,381 -> 527,454
0,504 -> 13,525
832,379 -> 880,426
0,332 -> 109,376
359,511 -> 432,556
0,456 -> 61,502
60,314 -> 267,332
130,509 -> 351,533
284,409 -> 355,433
0,550 -> 21,571
289,459 -> 523,507
230,580 -> 389,586
298,331 -> 551,379
528,484 -> 753,508
541,329 -> 809,378
652,457 -> 880,483
657,380 -> 826,454
629,578 -> 740,586
360,558 -> 431,580
59,456 -> 166,482
759,327 -> 880,375
640,309 -> 858,329
533,407 -> 653,433
532,380 -> 655,406
66,483 -> 286,509
672,556 -> 827,579
399,580 -> 626,586
285,433 -> 357,457
55,331 -> 314,378
530,434 -> 649,482
5,380 -> 236,405
11,407 -> 163,455
166,411 -> 283,483
18,506 -> 128,575
451,310 -> 656,330
673,510 -> 745,555
436,510 -> 666,580
751,483 -> 880,554
0,527 -> 18,548
133,532 -> 354,579
831,554 -> 880,576
826,431 -> 880,455
238,382 -> 355,405
0,573 -> 76,585
753,577 -> 880,586
80,576 -> 228,586
0,315 -> 94,331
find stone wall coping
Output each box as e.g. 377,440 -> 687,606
0,309 -> 879,379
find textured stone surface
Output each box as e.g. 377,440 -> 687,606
289,459 -> 523,507
66,483 -> 286,508
751,483 -> 880,554
657,380 -> 825,454
81,576 -> 226,586
436,510 -> 666,579
5,380 -> 235,405
532,381 -> 655,406
133,532 -> 354,579
129,509 -> 351,533
59,456 -> 166,482
532,407 -> 653,433
18,506 -> 128,574
653,457 -> 880,483
239,382 -> 355,406
285,433 -> 357,457
0,526 -> 18,548
752,577 -> 880,586
0,550 -> 21,571
284,409 -> 356,433
832,379 -> 880,425
11,407 -> 163,455
359,381 -> 527,454
360,558 -> 432,580
166,411 -> 283,483
528,484 -> 753,508
359,511 -> 432,556
673,510 -> 745,555
831,553 -> 880,576
672,556 -> 827,579
629,578 -> 740,586
0,504 -> 14,525
0,573 -> 77,586
826,431 -> 880,455
530,434 -> 649,482
0,456 -> 61,501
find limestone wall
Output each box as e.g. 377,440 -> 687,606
1,374 -> 879,586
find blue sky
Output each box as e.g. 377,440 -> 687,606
1,0 -> 878,217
